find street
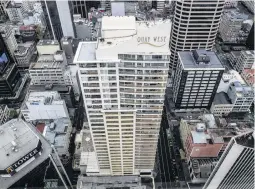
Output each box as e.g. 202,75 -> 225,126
155,106 -> 188,189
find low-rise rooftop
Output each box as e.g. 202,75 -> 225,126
77,175 -> 146,189
217,70 -> 246,93
214,92 -> 232,105
30,51 -> 66,69
191,144 -> 223,158
30,84 -> 72,94
14,42 -> 35,56
25,91 -> 62,106
37,40 -> 59,46
44,118 -> 71,147
225,10 -> 248,20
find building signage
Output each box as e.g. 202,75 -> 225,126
137,36 -> 167,47
5,148 -> 39,175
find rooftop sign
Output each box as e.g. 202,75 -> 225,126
137,36 -> 167,47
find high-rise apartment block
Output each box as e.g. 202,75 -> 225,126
21,91 -> 69,122
74,16 -> 171,175
173,50 -> 224,110
169,0 -> 225,69
219,11 -> 248,42
203,131 -> 254,189
41,0 -> 75,40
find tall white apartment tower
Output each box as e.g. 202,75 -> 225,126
203,131 -> 254,189
169,0 -> 225,70
74,16 -> 171,176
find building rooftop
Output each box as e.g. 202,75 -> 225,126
230,51 -> 241,57
102,16 -> 136,31
30,51 -> 66,69
77,175 -> 146,189
30,84 -> 72,94
225,10 -> 248,20
179,50 -> 224,70
14,42 -> 35,56
44,118 -> 71,147
79,129 -> 98,173
25,91 -> 62,105
181,114 -> 245,159
217,70 -> 246,93
231,81 -> 253,98
37,40 -> 59,46
74,16 -> 171,62
0,119 -> 39,170
214,92 -> 232,105
191,130 -> 208,144
76,42 -> 97,62
19,25 -> 36,31
0,119 -> 52,189
190,144 -> 223,158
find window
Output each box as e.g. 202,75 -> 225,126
137,55 -> 143,60
152,55 -> 162,60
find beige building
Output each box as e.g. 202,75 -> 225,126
74,16 -> 171,176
